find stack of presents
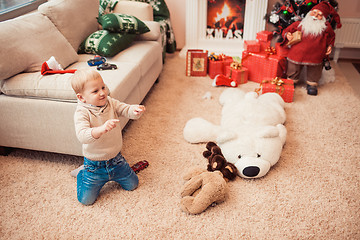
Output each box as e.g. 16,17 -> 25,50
185,30 -> 294,103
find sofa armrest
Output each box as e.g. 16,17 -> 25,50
135,21 -> 161,44
112,1 -> 153,21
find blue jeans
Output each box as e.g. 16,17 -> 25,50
77,152 -> 139,205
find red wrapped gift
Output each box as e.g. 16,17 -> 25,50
186,49 -> 208,77
256,77 -> 294,103
256,30 -> 273,42
208,55 -> 233,79
223,56 -> 233,71
241,50 -> 286,83
225,62 -> 248,84
208,60 -> 223,79
259,41 -> 271,52
244,40 -> 260,53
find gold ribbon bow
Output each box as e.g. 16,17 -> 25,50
255,77 -> 286,95
265,47 -> 277,58
230,61 -> 242,70
270,77 -> 284,86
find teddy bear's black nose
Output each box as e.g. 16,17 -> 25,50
243,166 -> 260,177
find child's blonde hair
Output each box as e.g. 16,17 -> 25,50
71,69 -> 103,94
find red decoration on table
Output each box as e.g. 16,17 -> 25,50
255,77 -> 294,103
186,49 -> 208,77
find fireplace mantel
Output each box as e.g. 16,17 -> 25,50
180,0 -> 268,57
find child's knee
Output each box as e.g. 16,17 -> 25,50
123,175 -> 139,191
78,196 -> 97,206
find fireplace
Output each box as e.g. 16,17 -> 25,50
206,0 -> 245,40
180,0 -> 268,57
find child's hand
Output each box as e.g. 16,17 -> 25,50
134,105 -> 146,116
91,119 -> 120,139
102,119 -> 120,133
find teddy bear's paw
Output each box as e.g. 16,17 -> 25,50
183,118 -> 221,143
182,167 -> 206,181
180,196 -> 199,214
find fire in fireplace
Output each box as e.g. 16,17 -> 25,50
206,0 -> 246,40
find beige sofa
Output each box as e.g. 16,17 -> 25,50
0,0 -> 163,156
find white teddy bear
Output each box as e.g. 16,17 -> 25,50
183,88 -> 287,179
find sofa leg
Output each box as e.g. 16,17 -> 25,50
0,147 -> 12,156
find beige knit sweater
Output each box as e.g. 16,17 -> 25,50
74,96 -> 142,161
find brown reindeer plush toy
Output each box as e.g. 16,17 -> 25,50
203,141 -> 237,181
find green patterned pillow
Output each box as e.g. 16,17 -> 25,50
78,30 -> 135,57
98,13 -> 150,34
99,0 -> 118,17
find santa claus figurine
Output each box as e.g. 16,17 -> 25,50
282,2 -> 341,96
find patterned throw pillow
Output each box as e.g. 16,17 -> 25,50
99,0 -> 118,17
78,30 -> 135,57
98,13 -> 150,34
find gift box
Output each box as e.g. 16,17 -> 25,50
186,49 -> 208,77
259,40 -> 271,52
225,63 -> 248,85
241,50 -> 286,83
256,30 -> 273,42
208,55 -> 233,79
257,77 -> 294,103
287,31 -> 302,46
244,40 -> 260,53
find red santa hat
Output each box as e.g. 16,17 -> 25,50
213,74 -> 238,87
41,56 -> 76,75
311,2 -> 342,28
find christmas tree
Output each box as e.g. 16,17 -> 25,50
266,0 -> 339,42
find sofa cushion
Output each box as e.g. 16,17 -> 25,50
109,40 -> 162,76
0,58 -> 142,102
0,72 -> 77,101
38,0 -> 99,51
78,30 -> 136,57
69,55 -> 143,102
0,12 -> 78,81
98,13 -> 150,34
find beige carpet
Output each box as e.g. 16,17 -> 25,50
1,52 -> 359,239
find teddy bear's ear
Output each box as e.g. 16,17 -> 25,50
257,126 -> 279,138
211,155 -> 225,170
212,146 -> 222,155
203,150 -> 211,159
206,142 -> 217,151
217,131 -> 237,144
